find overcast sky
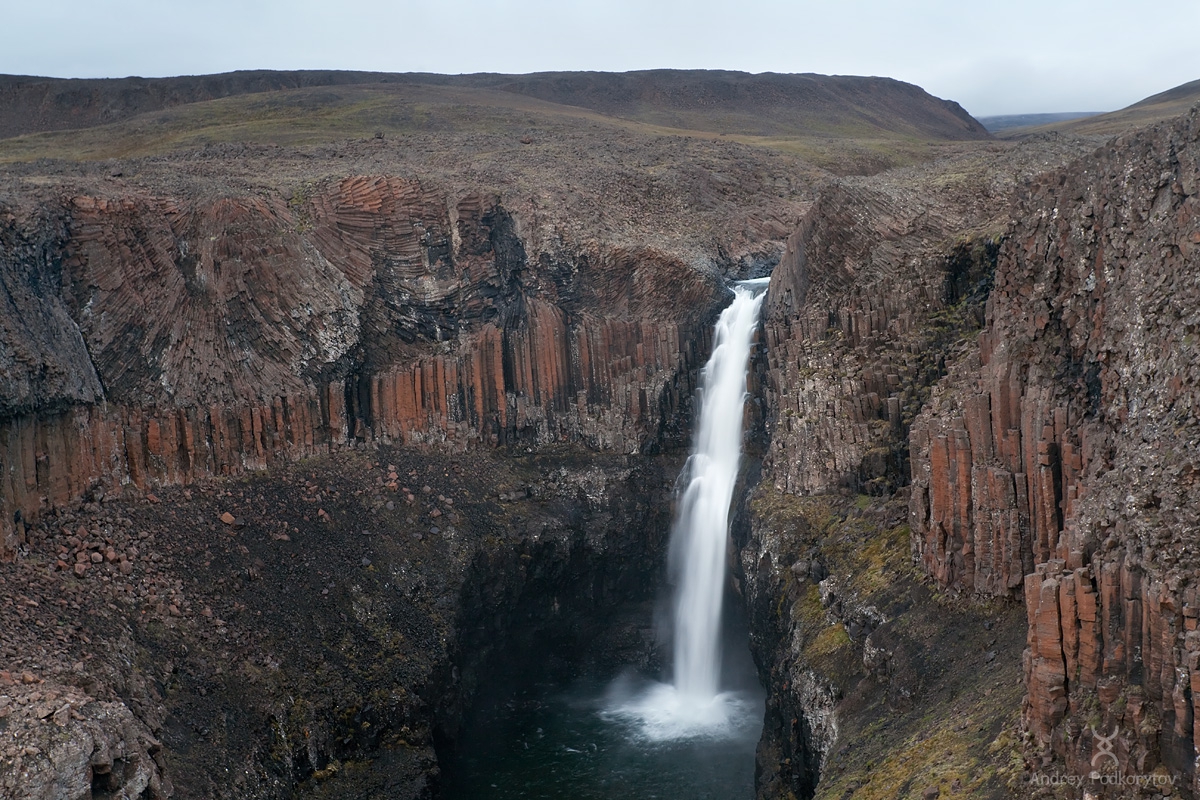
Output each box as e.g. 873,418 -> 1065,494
2,0 -> 1197,117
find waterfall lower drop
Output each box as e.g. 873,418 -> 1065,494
443,280 -> 768,799
606,277 -> 769,742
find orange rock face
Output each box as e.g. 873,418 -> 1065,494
910,109 -> 1200,784
0,176 -> 724,561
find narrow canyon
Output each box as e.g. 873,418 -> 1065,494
1,71 -> 1198,799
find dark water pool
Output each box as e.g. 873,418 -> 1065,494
443,669 -> 763,800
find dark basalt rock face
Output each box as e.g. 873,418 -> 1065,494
0,166 -> 734,796
911,108 -> 1200,791
744,109 -> 1200,799
743,157 -> 1031,799
0,444 -> 680,799
0,177 -> 725,563
0,203 -> 104,417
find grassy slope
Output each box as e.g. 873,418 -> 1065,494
752,487 -> 1027,800
0,84 -> 633,162
0,69 -> 989,140
0,72 -> 991,175
448,70 -> 990,140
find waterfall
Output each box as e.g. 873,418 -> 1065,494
605,278 -> 768,740
670,279 -> 767,698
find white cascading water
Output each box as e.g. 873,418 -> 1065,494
606,278 -> 768,740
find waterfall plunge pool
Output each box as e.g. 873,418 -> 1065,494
444,280 -> 769,799
441,610 -> 764,800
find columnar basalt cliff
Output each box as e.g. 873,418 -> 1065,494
910,109 -> 1200,789
740,136 -> 1106,799
762,179 -> 994,499
1,80 -> 821,791
0,168 -> 751,796
0,176 -> 725,562
744,180 -> 1008,799
8,66 -> 1200,800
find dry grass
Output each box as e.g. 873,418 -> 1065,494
749,486 -> 1029,799
0,81 -> 977,175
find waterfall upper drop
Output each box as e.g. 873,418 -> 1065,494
671,279 -> 768,699
606,278 -> 768,741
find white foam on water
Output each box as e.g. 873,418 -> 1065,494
603,679 -> 761,742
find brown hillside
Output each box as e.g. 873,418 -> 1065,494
0,69 -> 990,145
452,70 -> 990,140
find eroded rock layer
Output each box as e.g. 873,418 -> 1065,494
910,110 -> 1200,787
740,132 -> 1132,799
1,176 -> 725,562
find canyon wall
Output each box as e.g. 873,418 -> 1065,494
0,175 -> 726,562
762,176 -> 998,499
909,109 -> 1200,787
744,157 -> 1020,798
738,129 -> 1200,798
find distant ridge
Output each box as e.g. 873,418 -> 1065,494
977,112 -> 1100,133
1129,77 -> 1200,109
999,77 -> 1200,137
445,70 -> 991,141
0,70 -> 396,139
0,69 -> 990,144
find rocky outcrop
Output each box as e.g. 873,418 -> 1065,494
0,204 -> 104,418
0,440 -> 679,799
0,175 -> 725,562
13,67 -> 1197,800
0,676 -> 170,800
910,109 -> 1200,788
762,176 -> 1001,500
743,135 -> 1104,799
744,189 -> 1001,800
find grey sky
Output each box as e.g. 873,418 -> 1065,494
2,0 -> 1196,117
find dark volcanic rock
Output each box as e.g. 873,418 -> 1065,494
0,203 -> 104,417
0,446 -> 678,800
7,65 -> 1196,800
0,94 -> 814,793
0,177 -> 725,561
911,108 -> 1200,788
741,134 -> 1102,798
